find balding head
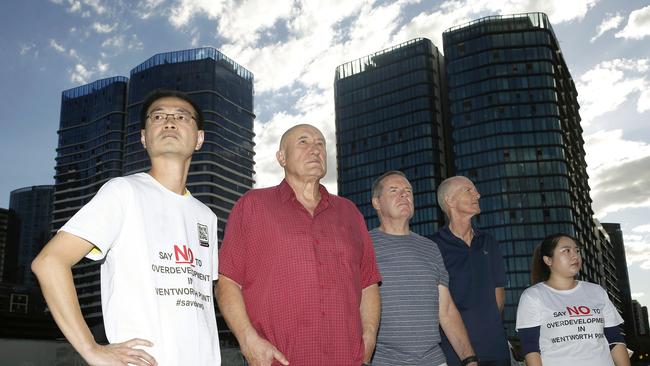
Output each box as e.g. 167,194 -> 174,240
276,124 -> 327,180
437,176 -> 475,216
279,124 -> 323,150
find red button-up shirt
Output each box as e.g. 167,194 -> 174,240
219,180 -> 381,366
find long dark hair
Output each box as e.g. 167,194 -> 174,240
531,233 -> 577,284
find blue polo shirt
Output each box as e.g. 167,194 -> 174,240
432,226 -> 509,364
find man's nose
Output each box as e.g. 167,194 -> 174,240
163,117 -> 178,129
309,143 -> 321,154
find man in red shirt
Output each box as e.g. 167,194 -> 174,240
217,124 -> 381,366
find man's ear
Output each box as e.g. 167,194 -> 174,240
195,130 -> 205,150
371,196 -> 381,211
276,150 -> 285,167
140,130 -> 147,149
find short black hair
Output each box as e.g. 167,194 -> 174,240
139,89 -> 204,130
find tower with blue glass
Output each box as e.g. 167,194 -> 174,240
335,38 -> 450,235
443,13 -> 620,335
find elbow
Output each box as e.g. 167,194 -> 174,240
31,251 -> 54,280
31,254 -> 46,280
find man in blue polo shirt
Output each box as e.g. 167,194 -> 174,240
433,176 -> 510,366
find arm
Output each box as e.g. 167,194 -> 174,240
216,275 -> 288,366
438,285 -> 477,365
610,344 -> 630,366
495,287 -> 505,314
359,284 -> 380,363
32,231 -> 156,366
518,326 -> 541,366
524,352 -> 542,366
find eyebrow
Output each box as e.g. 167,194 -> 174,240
150,106 -> 192,114
297,135 -> 326,143
388,185 -> 412,189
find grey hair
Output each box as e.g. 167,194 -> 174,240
437,176 -> 470,215
371,170 -> 408,198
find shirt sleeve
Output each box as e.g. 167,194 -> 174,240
489,235 -> 507,287
211,214 -> 219,279
60,177 -> 129,261
518,326 -> 541,355
516,288 -> 542,330
600,285 -> 624,327
355,209 -> 382,289
432,241 -> 450,287
218,193 -> 250,286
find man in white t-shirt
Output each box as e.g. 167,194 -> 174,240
32,89 -> 221,366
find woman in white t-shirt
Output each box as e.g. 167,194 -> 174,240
515,233 -> 630,366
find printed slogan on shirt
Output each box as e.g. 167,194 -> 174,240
548,305 -> 605,344
152,243 -> 212,310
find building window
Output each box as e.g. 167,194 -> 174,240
457,43 -> 465,56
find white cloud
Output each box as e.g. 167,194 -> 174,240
102,35 -> 124,48
92,22 -> 117,33
68,48 -> 82,61
49,39 -> 66,53
68,0 -> 82,12
585,129 -> 650,171
19,43 -> 37,56
82,0 -> 106,14
633,225 -> 650,233
70,63 -> 93,84
97,60 -> 109,74
68,57 -> 110,85
586,129 -> 650,217
101,34 -> 143,50
135,0 -> 166,19
169,0 -> 227,29
623,232 -> 650,270
590,13 -> 623,42
576,58 -> 649,125
616,5 -> 650,40
632,292 -> 645,299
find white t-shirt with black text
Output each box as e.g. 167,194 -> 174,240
516,281 -> 622,366
62,173 -> 220,366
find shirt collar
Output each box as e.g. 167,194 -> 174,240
442,224 -> 483,243
278,179 -> 333,207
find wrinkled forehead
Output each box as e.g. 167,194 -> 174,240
383,174 -> 412,189
284,125 -> 325,144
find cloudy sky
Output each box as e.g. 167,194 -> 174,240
1,0 -> 649,304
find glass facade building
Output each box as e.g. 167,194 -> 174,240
0,208 -> 8,283
443,13 -> 620,335
603,222 -> 636,339
335,38 -> 450,235
53,77 -> 129,232
53,77 -> 129,327
8,186 -> 54,289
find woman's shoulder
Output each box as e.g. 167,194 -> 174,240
521,282 -> 547,298
577,280 -> 606,294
